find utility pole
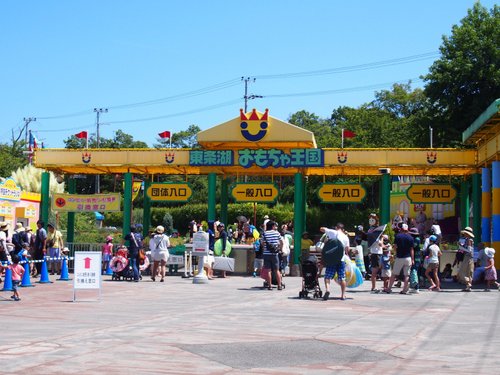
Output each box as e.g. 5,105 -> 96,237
94,108 -> 108,194
23,117 -> 36,147
241,77 -> 263,112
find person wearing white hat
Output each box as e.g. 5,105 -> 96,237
0,221 -> 10,263
12,223 -> 28,257
483,247 -> 499,291
149,225 -> 170,282
457,226 -> 475,292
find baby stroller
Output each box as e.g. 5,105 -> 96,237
110,247 -> 134,281
299,255 -> 322,299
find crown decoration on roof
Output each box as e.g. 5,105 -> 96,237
240,108 -> 269,121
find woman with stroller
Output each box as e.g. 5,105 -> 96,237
149,225 -> 170,282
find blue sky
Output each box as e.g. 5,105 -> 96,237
1,0 -> 496,148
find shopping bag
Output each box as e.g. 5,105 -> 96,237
213,256 -> 235,272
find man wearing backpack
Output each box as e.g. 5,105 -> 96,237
320,223 -> 350,301
12,223 -> 28,257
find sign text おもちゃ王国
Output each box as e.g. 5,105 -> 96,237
317,183 -> 367,204
146,183 -> 193,202
406,184 -> 457,204
231,183 -> 279,203
189,149 -> 324,168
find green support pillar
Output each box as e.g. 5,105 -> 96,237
143,177 -> 152,238
293,173 -> 304,272
472,173 -> 481,243
123,172 -> 133,238
208,173 -> 216,221
40,172 -> 50,225
380,173 -> 391,225
460,179 -> 470,231
66,178 -> 76,244
220,177 -> 229,226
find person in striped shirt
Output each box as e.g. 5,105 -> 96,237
262,221 -> 284,290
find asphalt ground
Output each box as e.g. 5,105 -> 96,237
1,272 -> 499,375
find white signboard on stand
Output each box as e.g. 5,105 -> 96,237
73,251 -> 102,302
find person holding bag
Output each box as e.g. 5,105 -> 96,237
149,225 -> 170,282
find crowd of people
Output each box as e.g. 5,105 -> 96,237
1,213 -> 497,302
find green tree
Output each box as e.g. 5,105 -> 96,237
423,2 -> 500,146
288,111 -> 338,148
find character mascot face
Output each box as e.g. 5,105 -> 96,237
368,213 -> 379,228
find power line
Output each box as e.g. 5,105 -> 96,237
30,51 -> 437,121
264,78 -> 423,98
254,52 -> 438,80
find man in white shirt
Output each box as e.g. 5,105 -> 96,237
319,223 -> 350,301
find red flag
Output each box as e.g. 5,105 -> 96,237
343,129 -> 356,138
75,131 -> 88,139
158,131 -> 171,139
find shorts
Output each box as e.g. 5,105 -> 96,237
263,254 -> 279,271
152,251 -> 169,263
203,254 -> 215,267
325,262 -> 346,281
102,253 -> 112,262
12,280 -> 20,292
392,257 -> 412,277
253,258 -> 264,269
427,262 -> 439,271
381,269 -> 391,278
49,247 -> 60,260
370,254 -> 381,269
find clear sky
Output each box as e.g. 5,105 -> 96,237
1,0 -> 496,148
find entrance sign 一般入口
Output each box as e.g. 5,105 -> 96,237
317,183 -> 367,204
406,184 -> 457,204
231,183 -> 279,203
52,193 -> 121,212
146,183 -> 193,202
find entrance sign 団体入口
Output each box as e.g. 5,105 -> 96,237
146,182 -> 193,202
406,184 -> 457,204
231,183 -> 279,203
52,193 -> 121,212
73,251 -> 102,302
317,183 -> 367,204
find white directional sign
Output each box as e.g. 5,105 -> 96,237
74,251 -> 102,290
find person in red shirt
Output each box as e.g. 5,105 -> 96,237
1,254 -> 25,301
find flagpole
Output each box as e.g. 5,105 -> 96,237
169,134 -> 172,149
341,128 -> 344,149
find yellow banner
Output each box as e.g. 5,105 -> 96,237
146,183 -> 193,202
318,183 -> 367,204
231,183 -> 279,203
52,193 -> 121,212
132,180 -> 142,202
406,184 -> 457,204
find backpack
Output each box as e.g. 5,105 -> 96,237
321,238 -> 345,267
262,233 -> 280,254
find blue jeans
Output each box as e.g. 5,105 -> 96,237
129,257 -> 139,281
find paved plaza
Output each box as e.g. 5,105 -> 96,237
1,273 -> 499,375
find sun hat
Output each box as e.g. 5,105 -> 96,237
401,223 -> 408,231
106,235 -> 113,242
264,215 -> 269,219
15,223 -> 24,232
155,225 -> 165,234
0,221 -> 10,230
429,235 -> 438,243
485,247 -> 496,258
461,227 -> 474,238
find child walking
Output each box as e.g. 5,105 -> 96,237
1,254 -> 25,301
102,236 -> 114,274
425,235 -> 441,291
483,247 -> 499,291
380,245 -> 392,292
